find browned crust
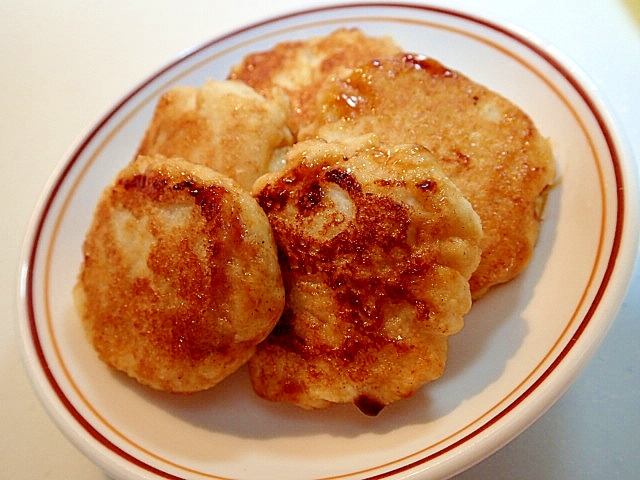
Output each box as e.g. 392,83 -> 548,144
228,28 -> 402,136
300,54 -> 556,297
75,156 -> 284,392
249,137 -> 482,414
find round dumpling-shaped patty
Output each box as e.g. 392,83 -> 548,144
75,155 -> 284,393
137,79 -> 293,191
228,28 -> 401,137
300,54 -> 555,298
249,135 -> 483,415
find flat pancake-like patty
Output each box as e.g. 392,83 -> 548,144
75,155 -> 284,393
249,135 -> 483,415
137,79 -> 293,191
228,28 -> 401,137
299,54 -> 556,297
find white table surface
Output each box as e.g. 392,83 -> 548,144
2,0 -> 638,478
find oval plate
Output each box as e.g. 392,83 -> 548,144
17,3 -> 639,480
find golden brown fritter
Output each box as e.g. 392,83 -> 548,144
249,135 -> 483,415
75,155 -> 284,393
299,54 -> 556,298
228,28 -> 401,136
137,80 -> 293,190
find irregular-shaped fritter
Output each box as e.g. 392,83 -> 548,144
299,54 -> 556,298
137,79 -> 293,191
228,28 -> 401,137
249,135 -> 483,415
75,155 -> 284,393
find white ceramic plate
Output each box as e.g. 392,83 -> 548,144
17,3 -> 639,480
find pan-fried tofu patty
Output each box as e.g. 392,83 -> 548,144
75,155 -> 284,393
137,80 -> 293,190
300,54 -> 555,298
249,135 -> 482,415
228,28 -> 401,136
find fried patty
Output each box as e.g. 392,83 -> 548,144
249,135 -> 483,415
299,54 -> 556,297
137,79 -> 293,190
75,155 -> 284,393
228,28 -> 401,137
